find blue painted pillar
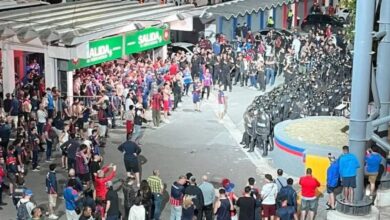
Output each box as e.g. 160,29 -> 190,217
247,14 -> 252,30
218,16 -> 223,34
260,11 -> 265,29
232,17 -> 238,39
273,7 -> 276,25
348,0 -> 375,202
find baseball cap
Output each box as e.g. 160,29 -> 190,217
24,189 -> 33,196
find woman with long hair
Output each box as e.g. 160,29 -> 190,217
137,180 -> 152,220
181,195 -> 195,220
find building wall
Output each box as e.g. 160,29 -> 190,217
252,12 -> 261,31
216,0 -> 316,39
298,0 -> 305,26
275,6 -> 283,28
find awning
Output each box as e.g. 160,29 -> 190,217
200,0 -> 293,22
0,0 -> 49,11
0,0 -> 199,46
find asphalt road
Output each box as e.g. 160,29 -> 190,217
3,74 -> 389,219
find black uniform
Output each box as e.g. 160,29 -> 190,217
221,61 -> 232,92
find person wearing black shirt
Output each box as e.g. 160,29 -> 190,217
89,155 -> 102,176
221,59 -> 232,92
3,93 -> 12,114
236,186 -> 256,220
184,176 -> 204,220
122,177 -> 137,219
62,133 -> 80,170
118,140 -> 141,187
105,181 -> 120,220
0,119 -> 11,158
172,77 -> 182,111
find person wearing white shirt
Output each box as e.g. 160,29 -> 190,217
125,93 -> 134,112
128,197 -> 146,220
292,36 -> 301,61
37,104 -> 47,135
261,174 -> 278,220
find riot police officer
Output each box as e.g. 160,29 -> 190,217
254,108 -> 272,156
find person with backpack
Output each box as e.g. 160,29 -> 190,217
275,196 -> 298,220
16,189 -> 36,220
46,163 -> 59,219
275,169 -> 288,192
276,178 -> 297,211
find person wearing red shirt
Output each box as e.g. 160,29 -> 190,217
328,4 -> 335,16
150,89 -> 163,128
299,168 -> 320,220
94,164 -> 117,201
169,60 -> 178,75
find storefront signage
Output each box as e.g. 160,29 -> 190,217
69,35 -> 123,70
125,27 -> 170,54
68,27 -> 170,70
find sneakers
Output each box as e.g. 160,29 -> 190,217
32,168 -> 40,172
48,214 -> 59,219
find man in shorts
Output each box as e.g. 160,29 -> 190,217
326,155 -> 339,210
339,145 -> 360,204
364,147 -> 382,196
46,164 -> 59,219
299,168 -> 320,220
217,84 -> 227,123
118,140 -> 141,187
261,174 -> 278,220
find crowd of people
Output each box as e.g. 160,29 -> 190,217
0,3 -> 383,219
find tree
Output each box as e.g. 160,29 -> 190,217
342,0 -> 356,42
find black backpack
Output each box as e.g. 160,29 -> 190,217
16,201 -> 30,220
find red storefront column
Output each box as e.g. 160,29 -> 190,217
14,50 -> 25,80
304,0 -> 308,18
294,1 -> 298,27
283,4 -> 288,29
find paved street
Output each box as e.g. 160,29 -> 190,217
2,75 -> 389,219
2,77 -> 280,219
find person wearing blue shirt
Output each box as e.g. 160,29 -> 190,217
63,181 -> 80,220
10,95 -> 20,128
365,147 -> 383,196
212,41 -> 221,55
326,156 -> 339,210
46,88 -> 55,118
338,146 -> 360,204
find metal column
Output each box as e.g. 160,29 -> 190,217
348,0 -> 376,202
376,0 -> 390,132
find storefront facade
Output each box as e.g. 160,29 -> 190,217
0,1 -> 201,98
201,0 -> 319,41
